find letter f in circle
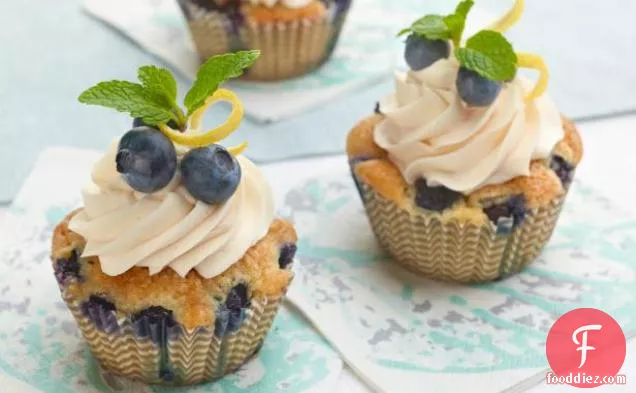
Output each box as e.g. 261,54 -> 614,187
572,324 -> 603,369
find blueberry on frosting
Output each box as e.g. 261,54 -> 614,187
456,67 -> 502,107
404,34 -> 450,71
181,145 -> 242,205
79,51 -> 257,200
116,127 -> 178,193
398,0 -> 548,107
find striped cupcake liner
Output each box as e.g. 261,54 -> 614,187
179,1 -> 348,80
356,180 -> 568,283
60,289 -> 284,385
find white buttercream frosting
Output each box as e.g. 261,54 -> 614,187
248,0 -> 312,9
69,142 -> 274,279
374,57 -> 564,194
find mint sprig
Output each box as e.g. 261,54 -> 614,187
78,50 -> 261,128
184,50 -> 260,115
444,0 -> 474,46
79,80 -> 177,126
455,30 -> 518,81
138,66 -> 178,108
138,66 -> 186,125
398,0 -> 474,46
401,15 -> 451,41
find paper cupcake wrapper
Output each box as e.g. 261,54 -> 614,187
357,181 -> 568,283
179,1 -> 345,80
61,289 -> 284,385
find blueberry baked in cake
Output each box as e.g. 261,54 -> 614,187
347,0 -> 582,283
51,51 -> 298,385
178,0 -> 353,80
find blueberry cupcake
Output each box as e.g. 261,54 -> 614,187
178,0 -> 353,80
347,0 -> 583,283
51,51 -> 298,384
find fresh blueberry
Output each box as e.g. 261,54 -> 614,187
279,243 -> 297,269
132,117 -> 179,131
414,178 -> 463,212
550,155 -> 575,187
181,145 -> 241,205
456,67 -> 502,107
215,284 -> 250,338
116,127 -> 177,194
54,249 -> 81,285
81,295 -> 119,334
404,34 -> 450,71
484,195 -> 527,234
131,306 -> 178,344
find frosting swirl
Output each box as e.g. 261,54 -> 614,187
374,57 -> 564,194
69,142 -> 274,278
248,0 -> 313,9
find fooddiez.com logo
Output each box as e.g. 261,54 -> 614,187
545,308 -> 627,388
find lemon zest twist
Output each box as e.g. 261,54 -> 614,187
227,141 -> 248,155
516,53 -> 549,102
488,0 -> 548,101
489,0 -> 525,33
158,88 -> 247,153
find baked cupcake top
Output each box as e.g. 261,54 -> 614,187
248,0 -> 313,8
72,50 -> 272,280
376,0 -> 561,194
243,0 -> 327,22
186,0 -> 329,23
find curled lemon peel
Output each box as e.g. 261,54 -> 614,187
489,0 -> 525,33
516,52 -> 549,102
158,88 -> 247,152
227,141 -> 248,155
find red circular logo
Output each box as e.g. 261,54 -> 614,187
546,308 -> 626,388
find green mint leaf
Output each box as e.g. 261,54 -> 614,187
410,15 -> 451,41
78,81 -> 174,125
184,50 -> 261,115
397,27 -> 412,37
138,65 -> 187,128
444,0 -> 474,46
454,30 -> 518,81
138,65 -> 178,107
